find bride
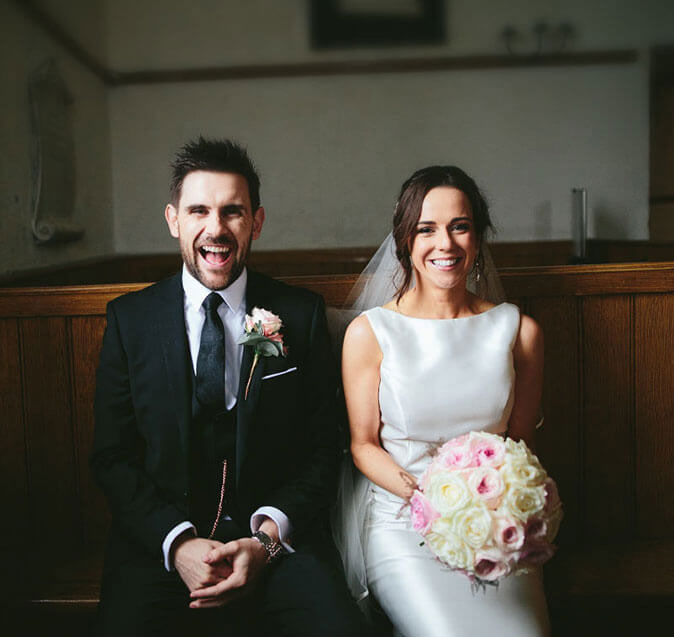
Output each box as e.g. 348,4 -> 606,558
338,166 -> 551,636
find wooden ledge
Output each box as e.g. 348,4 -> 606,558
2,262 -> 674,317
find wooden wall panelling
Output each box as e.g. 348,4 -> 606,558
20,318 -> 80,575
581,296 -> 634,542
0,319 -> 29,600
527,296 -> 581,547
3,250 -> 674,288
634,294 -> 674,539
70,316 -> 109,553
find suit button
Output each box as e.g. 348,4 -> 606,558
183,490 -> 188,497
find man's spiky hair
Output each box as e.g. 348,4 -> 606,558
169,137 -> 261,209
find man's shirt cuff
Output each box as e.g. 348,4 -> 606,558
162,521 -> 196,571
250,506 -> 295,553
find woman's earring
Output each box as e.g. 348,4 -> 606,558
474,256 -> 482,282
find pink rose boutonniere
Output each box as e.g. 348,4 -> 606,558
237,307 -> 287,399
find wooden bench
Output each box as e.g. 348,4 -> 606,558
2,263 -> 673,635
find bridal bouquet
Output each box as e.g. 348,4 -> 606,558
410,431 -> 562,586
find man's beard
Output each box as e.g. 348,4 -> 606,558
183,236 -> 252,291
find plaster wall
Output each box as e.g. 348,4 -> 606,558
110,62 -> 648,251
0,0 -> 113,277
106,0 -> 670,251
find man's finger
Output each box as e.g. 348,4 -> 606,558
190,573 -> 245,599
189,590 -> 240,609
203,540 -> 240,564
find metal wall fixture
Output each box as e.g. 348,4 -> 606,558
501,22 -> 575,56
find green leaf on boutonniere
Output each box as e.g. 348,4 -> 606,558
258,341 -> 282,357
237,334 -> 267,346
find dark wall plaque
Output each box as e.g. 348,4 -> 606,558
311,0 -> 445,49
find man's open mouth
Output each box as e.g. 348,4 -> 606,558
199,245 -> 232,266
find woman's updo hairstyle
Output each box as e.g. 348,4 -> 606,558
392,165 -> 492,301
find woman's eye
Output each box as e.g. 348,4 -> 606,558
452,223 -> 471,232
417,227 -> 433,234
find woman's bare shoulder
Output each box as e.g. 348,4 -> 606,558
516,312 -> 544,354
343,313 -> 381,361
344,312 -> 376,343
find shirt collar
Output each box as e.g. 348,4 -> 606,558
182,265 -> 247,314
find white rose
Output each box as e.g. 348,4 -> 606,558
501,455 -> 546,488
425,471 -> 473,515
452,504 -> 493,550
503,485 -> 546,521
427,518 -> 475,570
505,437 -> 529,459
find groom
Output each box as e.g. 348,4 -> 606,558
91,137 -> 366,636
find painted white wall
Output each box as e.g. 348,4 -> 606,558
110,62 -> 648,252
107,0 -> 671,251
0,0 -> 113,277
104,0 -> 674,68
4,0 -> 673,272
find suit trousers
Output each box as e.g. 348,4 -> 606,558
95,529 -> 369,637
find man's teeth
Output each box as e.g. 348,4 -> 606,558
201,246 -> 230,254
432,258 -> 459,266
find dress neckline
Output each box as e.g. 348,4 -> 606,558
376,302 -> 508,322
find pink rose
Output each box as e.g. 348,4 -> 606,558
520,539 -> 556,567
410,490 -> 439,535
442,446 -> 475,469
469,432 -> 506,468
474,548 -> 510,582
525,517 -> 548,540
439,434 -> 477,469
439,433 -> 470,454
493,516 -> 525,552
467,466 -> 505,506
251,307 -> 283,335
544,478 -> 561,513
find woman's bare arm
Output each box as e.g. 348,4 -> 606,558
342,314 -> 418,500
508,313 -> 544,450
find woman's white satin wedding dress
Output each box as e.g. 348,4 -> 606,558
360,303 -> 550,637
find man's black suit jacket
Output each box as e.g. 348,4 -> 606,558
91,270 -> 342,567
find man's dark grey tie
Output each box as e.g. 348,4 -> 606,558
196,292 -> 226,407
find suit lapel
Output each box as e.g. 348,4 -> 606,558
236,271 -> 269,483
157,274 -> 193,458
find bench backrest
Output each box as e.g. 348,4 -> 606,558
2,264 -> 673,599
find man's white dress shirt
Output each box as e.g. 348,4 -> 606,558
161,266 -> 292,570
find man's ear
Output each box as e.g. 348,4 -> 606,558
251,207 -> 265,240
165,204 -> 179,238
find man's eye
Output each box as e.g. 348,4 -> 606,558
190,207 -> 207,215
